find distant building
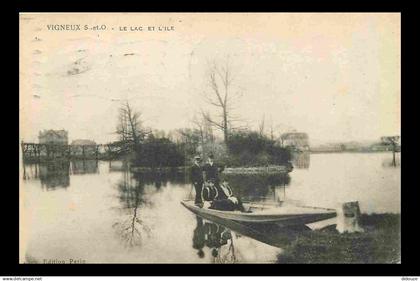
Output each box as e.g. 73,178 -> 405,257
70,139 -> 97,156
39,130 -> 68,145
281,132 -> 310,151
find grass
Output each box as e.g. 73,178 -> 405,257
277,213 -> 401,263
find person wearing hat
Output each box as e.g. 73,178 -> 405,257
203,153 -> 224,185
191,155 -> 204,206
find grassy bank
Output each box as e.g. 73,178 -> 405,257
277,213 -> 401,263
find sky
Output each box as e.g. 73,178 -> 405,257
19,13 -> 401,145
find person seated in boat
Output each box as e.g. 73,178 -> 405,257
201,181 -> 218,208
209,179 -> 246,212
200,180 -> 244,211
201,155 -> 245,211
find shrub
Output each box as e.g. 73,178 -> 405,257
134,136 -> 185,167
226,131 -> 291,166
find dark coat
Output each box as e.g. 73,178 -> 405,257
192,217 -> 205,250
202,183 -> 218,201
191,163 -> 203,184
215,183 -> 233,200
203,162 -> 224,183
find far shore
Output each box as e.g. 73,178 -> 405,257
129,165 -> 293,174
310,150 -> 400,154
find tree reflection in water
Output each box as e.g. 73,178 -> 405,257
113,168 -> 152,247
382,154 -> 401,168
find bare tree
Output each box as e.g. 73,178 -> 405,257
192,112 -> 215,145
258,114 -> 266,137
191,115 -> 205,145
381,136 -> 400,166
202,58 -> 243,144
269,122 -> 275,141
116,101 -> 149,151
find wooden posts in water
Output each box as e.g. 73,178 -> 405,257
21,142 -> 125,163
21,142 -> 41,162
21,143 -> 109,162
20,141 -> 25,160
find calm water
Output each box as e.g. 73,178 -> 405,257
20,152 -> 400,263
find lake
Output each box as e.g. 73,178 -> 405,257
20,152 -> 400,263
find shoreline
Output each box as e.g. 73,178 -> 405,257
277,213 -> 401,264
129,165 -> 293,174
310,150 -> 401,154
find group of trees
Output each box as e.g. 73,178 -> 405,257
226,131 -> 291,167
198,59 -> 291,166
115,102 -> 186,167
134,135 -> 185,168
113,58 -> 292,168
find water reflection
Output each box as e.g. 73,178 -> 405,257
192,216 -> 237,263
194,212 -> 310,249
22,163 -> 39,181
382,153 -> 401,168
191,214 -> 313,264
223,173 -> 290,202
291,152 -> 310,169
108,161 -> 129,172
113,169 -> 152,247
23,160 -> 100,190
39,161 -> 70,190
70,160 -> 98,175
20,153 -> 400,263
132,171 -> 188,189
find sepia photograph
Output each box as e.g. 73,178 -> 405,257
19,12 -> 401,264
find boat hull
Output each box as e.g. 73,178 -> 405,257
181,200 -> 337,227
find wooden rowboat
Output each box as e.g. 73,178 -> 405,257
181,200 -> 337,227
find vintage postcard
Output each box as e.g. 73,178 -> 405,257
19,13 -> 401,264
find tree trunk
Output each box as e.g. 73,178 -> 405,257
392,144 -> 396,166
223,108 -> 228,144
